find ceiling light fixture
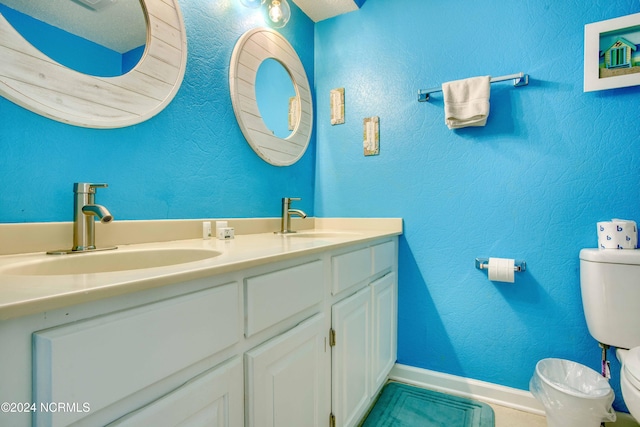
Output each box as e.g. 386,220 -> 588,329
263,0 -> 290,28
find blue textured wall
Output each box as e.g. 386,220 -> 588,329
314,0 -> 640,410
0,1 -> 315,222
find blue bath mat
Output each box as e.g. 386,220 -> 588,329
360,382 -> 494,427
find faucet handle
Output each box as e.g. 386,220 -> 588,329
74,182 -> 108,193
89,183 -> 108,193
283,197 -> 301,208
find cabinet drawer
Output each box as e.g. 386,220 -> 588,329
33,283 -> 240,427
109,357 -> 243,427
245,260 -> 323,337
332,247 -> 372,295
372,241 -> 395,275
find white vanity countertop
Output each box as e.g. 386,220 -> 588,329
0,218 -> 402,320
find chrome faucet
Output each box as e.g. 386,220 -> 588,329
48,182 -> 116,254
72,183 -> 116,252
276,197 -> 307,234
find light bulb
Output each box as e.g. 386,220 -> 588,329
240,0 -> 264,9
269,3 -> 283,22
264,0 -> 290,28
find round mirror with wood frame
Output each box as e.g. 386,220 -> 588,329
229,27 -> 313,167
0,0 -> 187,129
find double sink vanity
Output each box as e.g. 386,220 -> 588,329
0,216 -> 401,427
0,0 -> 397,424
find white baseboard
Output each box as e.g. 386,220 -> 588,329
389,363 -> 546,416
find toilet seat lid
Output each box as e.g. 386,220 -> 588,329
625,347 -> 640,385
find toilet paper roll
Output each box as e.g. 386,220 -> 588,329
597,219 -> 638,249
488,257 -> 515,283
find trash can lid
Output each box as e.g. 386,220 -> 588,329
625,347 -> 640,384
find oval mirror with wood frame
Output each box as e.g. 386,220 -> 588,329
0,0 -> 147,77
229,27 -> 313,167
0,0 -> 187,129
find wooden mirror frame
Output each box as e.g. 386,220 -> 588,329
229,27 -> 312,167
0,0 -> 187,129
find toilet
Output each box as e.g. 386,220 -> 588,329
580,248 -> 640,423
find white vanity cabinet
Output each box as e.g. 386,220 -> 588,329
245,313 -> 329,427
244,260 -> 329,427
330,241 -> 397,427
0,235 -> 397,427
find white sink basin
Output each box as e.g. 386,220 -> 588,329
0,248 -> 222,276
284,231 -> 362,238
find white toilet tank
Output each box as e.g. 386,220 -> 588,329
579,249 -> 640,349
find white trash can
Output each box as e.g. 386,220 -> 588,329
530,358 -> 616,427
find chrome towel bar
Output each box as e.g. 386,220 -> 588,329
418,72 -> 529,102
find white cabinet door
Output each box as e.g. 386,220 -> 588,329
109,356 -> 244,427
331,286 -> 372,427
370,272 -> 397,393
245,313 -> 328,427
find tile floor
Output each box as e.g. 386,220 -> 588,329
488,403 -> 546,427
488,402 -> 640,427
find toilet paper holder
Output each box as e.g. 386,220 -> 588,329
475,258 -> 526,272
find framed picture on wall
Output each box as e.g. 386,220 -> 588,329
584,12 -> 640,92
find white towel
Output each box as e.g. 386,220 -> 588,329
442,76 -> 491,129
